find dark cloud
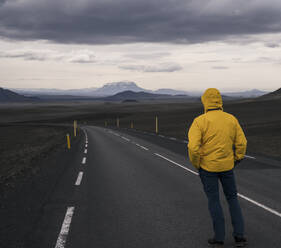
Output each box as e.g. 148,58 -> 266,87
119,63 -> 182,72
0,0 -> 281,44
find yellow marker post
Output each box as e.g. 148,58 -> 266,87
155,116 -> 158,134
74,120 -> 77,137
131,121 -> 134,129
117,117 -> 120,128
66,134 -> 71,149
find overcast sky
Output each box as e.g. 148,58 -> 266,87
0,0 -> 281,91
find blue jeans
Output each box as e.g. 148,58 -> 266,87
199,168 -> 244,241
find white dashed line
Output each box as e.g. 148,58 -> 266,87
159,135 -> 165,138
55,207 -> 75,248
82,157 -> 86,164
244,155 -> 256,159
169,137 -> 177,141
135,143 -> 149,151
84,149 -> 87,154
154,152 -> 281,219
75,172 -> 83,186
85,144 -> 88,148
121,136 -> 130,142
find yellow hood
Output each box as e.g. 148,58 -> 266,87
201,88 -> 223,113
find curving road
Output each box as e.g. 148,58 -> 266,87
27,126 -> 281,248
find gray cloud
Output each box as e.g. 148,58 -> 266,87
0,49 -> 96,63
0,50 -> 49,61
124,52 -> 171,60
119,63 -> 182,72
265,42 -> 280,48
212,66 -> 228,70
201,60 -> 224,63
0,0 -> 281,44
256,56 -> 281,64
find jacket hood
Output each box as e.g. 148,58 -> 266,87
201,88 -> 223,113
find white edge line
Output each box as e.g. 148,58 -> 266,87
238,193 -> 281,218
154,152 -> 281,219
84,149 -> 87,154
55,206 -> 75,248
75,172 -> 83,186
154,153 -> 198,176
82,157 -> 86,164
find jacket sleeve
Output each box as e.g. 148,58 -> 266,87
234,118 -> 247,161
188,119 -> 202,169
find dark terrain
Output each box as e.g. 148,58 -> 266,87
0,90 -> 280,247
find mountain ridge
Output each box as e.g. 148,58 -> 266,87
8,82 -> 270,98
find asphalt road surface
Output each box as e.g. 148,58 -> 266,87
27,126 -> 281,248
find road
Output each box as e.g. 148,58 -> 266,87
26,126 -> 281,248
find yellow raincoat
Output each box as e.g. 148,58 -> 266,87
188,88 -> 247,172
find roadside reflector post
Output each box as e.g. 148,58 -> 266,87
131,121 -> 134,129
155,116 -> 158,134
117,117 -> 120,128
66,134 -> 71,149
74,120 -> 77,137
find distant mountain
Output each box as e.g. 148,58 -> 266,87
93,82 -> 147,96
9,82 -> 269,99
154,88 -> 189,95
103,90 -> 171,101
0,88 -> 38,102
12,87 -> 98,97
259,88 -> 281,99
222,89 -> 268,98
102,90 -> 198,102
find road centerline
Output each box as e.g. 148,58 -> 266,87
54,206 -> 75,248
82,157 -> 86,164
75,172 -> 84,186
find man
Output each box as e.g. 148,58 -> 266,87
188,88 -> 247,247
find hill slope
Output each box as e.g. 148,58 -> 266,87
259,88 -> 281,99
103,90 -> 174,101
0,88 -> 38,102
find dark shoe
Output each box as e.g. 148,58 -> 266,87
208,238 -> 224,246
234,236 -> 247,247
